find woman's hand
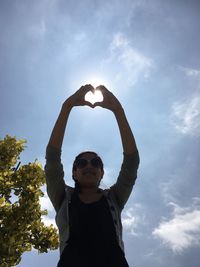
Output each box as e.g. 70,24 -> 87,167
64,84 -> 95,108
93,85 -> 123,113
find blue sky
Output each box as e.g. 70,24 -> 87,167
1,0 -> 200,266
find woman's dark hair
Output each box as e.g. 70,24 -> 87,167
72,151 -> 104,194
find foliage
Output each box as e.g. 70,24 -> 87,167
0,135 -> 59,266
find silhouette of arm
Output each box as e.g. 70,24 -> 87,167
48,85 -> 94,149
45,85 -> 94,211
94,85 -> 138,154
94,86 -> 140,209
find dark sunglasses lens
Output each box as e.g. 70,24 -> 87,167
75,158 -> 88,168
75,157 -> 103,169
91,157 -> 102,168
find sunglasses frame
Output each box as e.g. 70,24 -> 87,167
73,157 -> 103,169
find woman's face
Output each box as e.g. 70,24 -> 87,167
73,152 -> 104,189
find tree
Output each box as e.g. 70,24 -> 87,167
0,135 -> 59,266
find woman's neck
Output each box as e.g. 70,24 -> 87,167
79,187 -> 101,196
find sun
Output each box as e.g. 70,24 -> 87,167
84,90 -> 104,104
83,76 -> 109,88
83,76 -> 108,104
79,75 -> 111,104
89,78 -> 105,88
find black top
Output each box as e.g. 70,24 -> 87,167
57,193 -> 129,267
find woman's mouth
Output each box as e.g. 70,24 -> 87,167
82,169 -> 96,176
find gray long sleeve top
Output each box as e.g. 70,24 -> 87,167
45,145 -> 140,255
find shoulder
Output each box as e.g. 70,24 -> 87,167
65,184 -> 74,194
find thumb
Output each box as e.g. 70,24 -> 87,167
93,102 -> 104,108
84,101 -> 95,108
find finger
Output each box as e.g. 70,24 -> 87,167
82,84 -> 95,93
96,86 -> 113,99
93,102 -> 104,108
75,85 -> 94,101
84,101 -> 95,108
96,85 -> 109,93
76,84 -> 93,95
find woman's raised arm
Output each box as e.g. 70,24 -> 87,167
94,85 -> 137,155
93,85 -> 139,209
48,85 -> 94,149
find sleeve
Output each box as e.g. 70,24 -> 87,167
44,145 -> 66,212
110,150 -> 140,211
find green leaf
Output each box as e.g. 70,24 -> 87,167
0,135 -> 59,266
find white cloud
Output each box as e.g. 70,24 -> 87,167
153,200 -> 200,253
122,206 -> 141,235
182,67 -> 200,79
40,191 -> 54,212
171,95 -> 200,136
102,32 -> 154,88
41,216 -> 57,228
40,191 -> 57,227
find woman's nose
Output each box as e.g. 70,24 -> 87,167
84,162 -> 93,168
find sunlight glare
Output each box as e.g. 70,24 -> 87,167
82,76 -> 111,104
85,90 -> 103,105
83,76 -> 109,88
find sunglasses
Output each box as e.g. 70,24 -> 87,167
74,157 -> 103,169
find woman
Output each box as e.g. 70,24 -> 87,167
45,84 -> 140,267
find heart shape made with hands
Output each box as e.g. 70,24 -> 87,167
84,89 -> 104,105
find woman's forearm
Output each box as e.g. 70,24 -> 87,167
47,85 -> 94,149
48,102 -> 72,149
113,107 -> 137,155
